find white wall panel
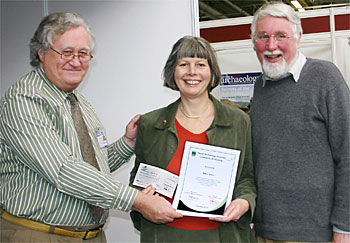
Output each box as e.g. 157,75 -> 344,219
0,1 -> 43,95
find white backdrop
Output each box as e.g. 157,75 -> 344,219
1,0 -> 197,242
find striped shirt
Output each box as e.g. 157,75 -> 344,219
0,67 -> 138,226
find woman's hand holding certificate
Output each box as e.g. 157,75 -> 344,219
209,198 -> 250,222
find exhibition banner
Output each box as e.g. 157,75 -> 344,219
220,72 -> 261,107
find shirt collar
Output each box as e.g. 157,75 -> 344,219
262,51 -> 307,87
289,52 -> 307,82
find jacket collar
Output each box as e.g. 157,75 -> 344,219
153,94 -> 232,132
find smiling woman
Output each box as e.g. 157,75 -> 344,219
128,36 -> 256,242
174,57 -> 212,112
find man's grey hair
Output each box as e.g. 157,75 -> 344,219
29,12 -> 95,67
250,2 -> 303,42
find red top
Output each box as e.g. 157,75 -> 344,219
165,119 -> 219,230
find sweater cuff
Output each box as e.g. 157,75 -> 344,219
333,226 -> 350,234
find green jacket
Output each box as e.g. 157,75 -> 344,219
129,95 -> 256,242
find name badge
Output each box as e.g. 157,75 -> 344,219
95,130 -> 108,148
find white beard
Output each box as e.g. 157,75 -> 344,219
262,51 -> 290,80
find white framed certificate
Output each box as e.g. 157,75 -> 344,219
172,141 -> 240,217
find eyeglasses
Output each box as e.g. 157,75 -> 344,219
254,33 -> 293,44
50,47 -> 93,62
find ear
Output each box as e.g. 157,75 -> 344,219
38,47 -> 45,62
252,40 -> 257,51
296,33 -> 301,49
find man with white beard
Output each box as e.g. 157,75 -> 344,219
249,2 -> 350,243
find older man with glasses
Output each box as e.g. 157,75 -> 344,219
0,12 -> 181,242
249,2 -> 350,243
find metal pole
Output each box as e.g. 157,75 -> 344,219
42,0 -> 48,17
191,0 -> 200,37
329,8 -> 336,65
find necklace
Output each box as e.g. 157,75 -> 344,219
178,102 -> 210,119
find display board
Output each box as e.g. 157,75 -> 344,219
201,7 -> 350,110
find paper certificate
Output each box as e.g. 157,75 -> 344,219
133,163 -> 179,198
172,141 -> 240,217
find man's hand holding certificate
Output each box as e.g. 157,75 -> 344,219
172,141 -> 240,218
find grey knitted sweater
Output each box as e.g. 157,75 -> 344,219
250,58 -> 350,242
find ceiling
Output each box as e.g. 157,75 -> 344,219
199,0 -> 350,21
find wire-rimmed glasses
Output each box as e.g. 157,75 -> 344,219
254,33 -> 293,44
50,47 -> 93,62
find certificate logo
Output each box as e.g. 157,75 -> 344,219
191,151 -> 197,156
